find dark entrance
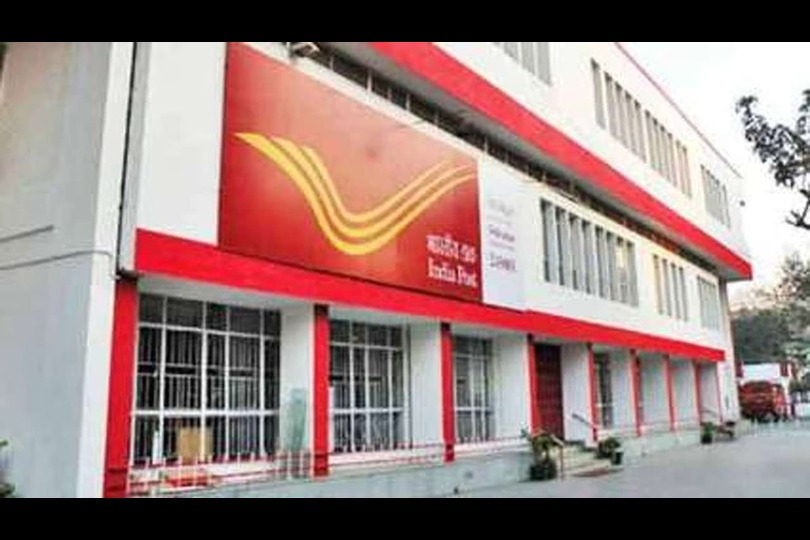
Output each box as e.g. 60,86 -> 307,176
535,344 -> 565,439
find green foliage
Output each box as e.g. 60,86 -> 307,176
0,439 -> 12,498
597,437 -> 622,459
733,307 -> 789,362
733,253 -> 810,367
521,428 -> 555,464
736,91 -> 810,230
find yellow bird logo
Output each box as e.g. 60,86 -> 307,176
235,133 -> 476,256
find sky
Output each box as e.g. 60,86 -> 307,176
622,42 -> 810,307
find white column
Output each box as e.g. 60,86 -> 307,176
493,334 -> 531,439
640,354 -> 668,428
561,343 -> 590,442
700,363 -> 721,422
409,323 -> 443,446
609,350 -> 634,433
279,304 -> 315,454
672,359 -> 698,428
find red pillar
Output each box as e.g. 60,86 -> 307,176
587,344 -> 599,443
629,350 -> 642,437
103,278 -> 138,498
664,355 -> 676,432
313,304 -> 330,477
440,323 -> 455,462
694,362 -> 703,424
527,335 -> 540,433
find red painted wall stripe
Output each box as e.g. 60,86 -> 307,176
587,344 -> 599,443
367,42 -> 752,280
630,350 -> 642,437
313,304 -> 330,477
440,322 -> 455,462
527,335 -> 540,432
103,278 -> 138,498
664,356 -> 676,432
135,229 -> 724,362
694,362 -> 703,423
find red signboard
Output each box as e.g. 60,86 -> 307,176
220,43 -> 481,301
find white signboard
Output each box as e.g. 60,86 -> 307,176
478,160 -> 526,310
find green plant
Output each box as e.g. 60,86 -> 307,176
597,437 -> 622,459
0,439 -> 13,498
521,429 -> 558,481
700,422 -> 715,444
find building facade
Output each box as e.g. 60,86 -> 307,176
0,42 -> 751,497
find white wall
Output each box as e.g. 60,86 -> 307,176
609,350 -> 635,432
122,41 -> 225,255
639,354 -> 668,426
700,363 -> 722,421
436,42 -> 749,269
0,42 -> 131,497
409,323 -> 443,445
672,360 -> 699,427
493,334 -> 531,439
561,344 -> 591,442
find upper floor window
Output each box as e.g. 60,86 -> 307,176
697,277 -> 721,330
493,42 -> 551,84
701,166 -> 730,227
540,198 -> 638,307
653,255 -> 689,322
592,60 -> 692,198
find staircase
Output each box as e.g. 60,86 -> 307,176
557,443 -> 616,479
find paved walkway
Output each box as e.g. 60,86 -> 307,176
455,424 -> 810,497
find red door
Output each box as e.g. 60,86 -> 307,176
536,344 -> 565,439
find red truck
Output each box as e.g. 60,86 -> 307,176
739,381 -> 789,423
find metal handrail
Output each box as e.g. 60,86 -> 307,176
571,412 -> 601,442
547,433 -> 566,479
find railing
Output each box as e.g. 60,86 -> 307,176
571,412 -> 601,443
124,435 -> 534,497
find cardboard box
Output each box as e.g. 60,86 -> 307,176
177,427 -> 212,462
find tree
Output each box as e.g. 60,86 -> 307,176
732,307 -> 788,363
736,90 -> 810,230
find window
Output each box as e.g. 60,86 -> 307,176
494,42 -> 551,84
606,232 -> 618,302
595,67 -> 691,196
606,74 -> 618,139
330,320 -> 407,453
591,60 -> 605,128
594,353 -> 614,428
698,277 -> 721,330
570,215 -> 583,290
556,207 -> 568,286
0,42 -> 7,101
583,222 -> 595,294
540,199 -> 637,307
596,227 -> 608,299
702,166 -> 730,226
654,256 -> 689,322
653,256 -> 662,314
541,200 -> 558,283
454,336 -> 494,443
132,295 -> 281,466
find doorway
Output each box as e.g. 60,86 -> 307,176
535,344 -> 565,439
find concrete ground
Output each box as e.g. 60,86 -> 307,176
454,423 -> 810,497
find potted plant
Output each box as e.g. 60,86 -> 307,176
700,422 -> 714,445
0,440 -> 13,498
597,437 -> 623,465
522,429 -> 558,481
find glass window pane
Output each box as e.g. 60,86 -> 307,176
139,294 -> 164,323
166,298 -> 203,328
